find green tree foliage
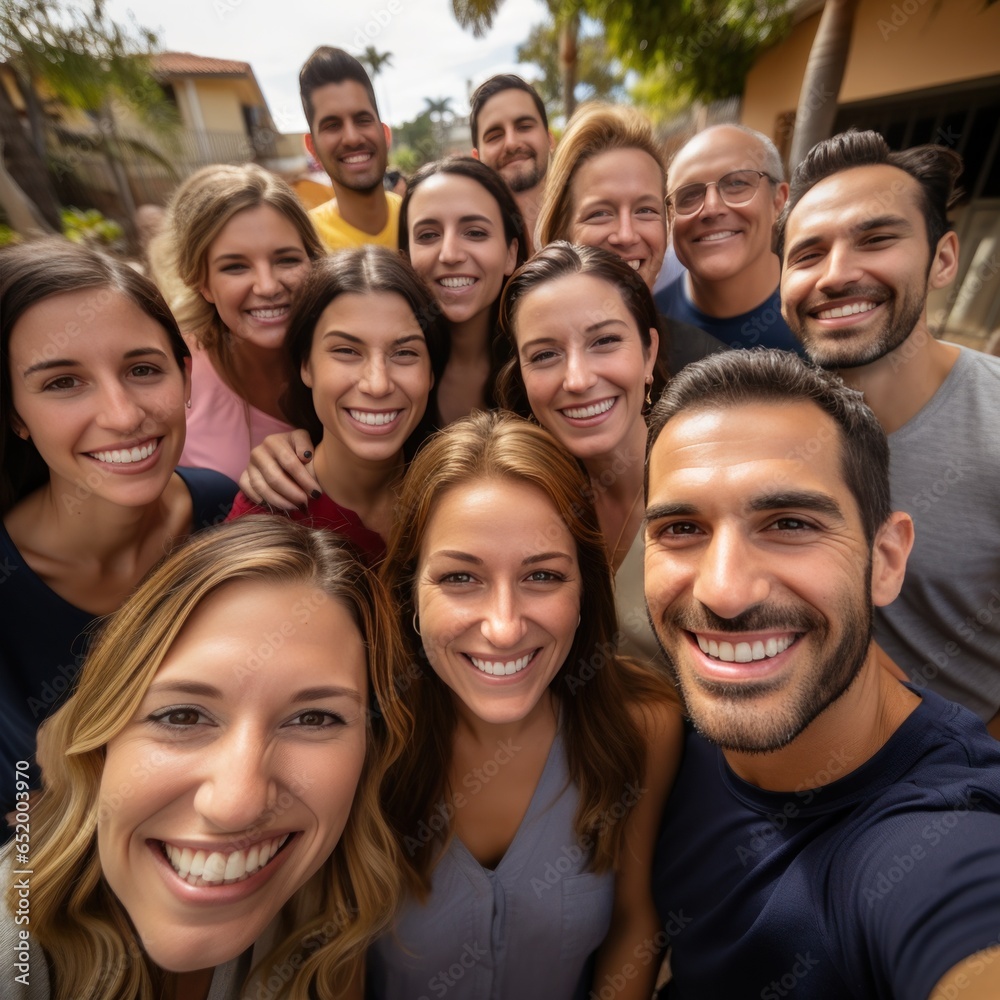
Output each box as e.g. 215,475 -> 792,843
583,0 -> 790,103
516,15 -> 626,115
0,0 -> 177,239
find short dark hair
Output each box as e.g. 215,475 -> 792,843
645,349 -> 891,545
299,46 -> 379,133
496,241 -> 664,416
469,74 -> 548,148
282,245 -> 448,458
774,129 -> 962,260
1,238 -> 189,514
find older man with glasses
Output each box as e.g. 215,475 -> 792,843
655,124 -> 805,354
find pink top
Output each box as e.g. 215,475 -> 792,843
180,347 -> 294,482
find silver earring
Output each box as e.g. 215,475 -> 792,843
412,611 -> 421,636
185,399 -> 192,409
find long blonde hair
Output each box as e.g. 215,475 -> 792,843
535,103 -> 665,247
158,163 -> 324,391
9,517 -> 410,1000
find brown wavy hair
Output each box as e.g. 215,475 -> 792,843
379,410 -> 669,892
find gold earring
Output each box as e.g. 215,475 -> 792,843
644,375 -> 653,408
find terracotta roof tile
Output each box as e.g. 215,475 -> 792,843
152,52 -> 252,77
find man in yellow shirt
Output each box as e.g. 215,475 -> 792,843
299,47 -> 400,250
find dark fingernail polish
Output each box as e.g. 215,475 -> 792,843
311,489 -> 321,499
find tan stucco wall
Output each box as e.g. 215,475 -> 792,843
743,0 -> 1000,140
193,79 -> 247,133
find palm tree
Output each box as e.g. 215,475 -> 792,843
423,96 -> 455,155
452,0 -> 581,120
788,0 -> 859,169
359,45 -> 393,121
359,45 -> 393,80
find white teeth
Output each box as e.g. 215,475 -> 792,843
343,153 -> 371,163
349,409 -> 400,426
562,398 -> 615,419
695,634 -> 794,663
816,301 -> 877,320
698,230 -> 738,242
163,834 -> 289,887
248,307 -> 288,320
625,259 -> 642,270
439,276 -> 476,288
90,440 -> 158,464
469,653 -> 532,676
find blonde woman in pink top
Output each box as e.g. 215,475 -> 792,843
159,164 -> 325,480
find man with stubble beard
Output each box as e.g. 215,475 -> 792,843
643,349 -> 1000,1000
777,129 -> 1000,736
470,74 -> 553,255
300,46 -> 400,250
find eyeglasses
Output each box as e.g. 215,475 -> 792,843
667,170 -> 776,216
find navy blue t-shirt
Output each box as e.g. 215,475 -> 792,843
0,467 -> 236,829
654,276 -> 806,355
652,688 -> 1000,999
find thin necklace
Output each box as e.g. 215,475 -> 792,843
609,484 -> 645,569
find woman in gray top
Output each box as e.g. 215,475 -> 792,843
372,411 -> 680,1000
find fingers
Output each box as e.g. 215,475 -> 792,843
238,430 -> 319,510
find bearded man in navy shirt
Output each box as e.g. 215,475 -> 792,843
642,349 -> 1000,1000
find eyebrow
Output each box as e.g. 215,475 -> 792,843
519,318 -> 630,353
748,491 -> 846,522
645,492 -> 845,523
21,347 -> 170,379
644,502 -> 699,524
786,214 -> 912,261
212,246 -> 303,263
320,331 -> 424,347
146,681 -> 363,704
429,550 -> 573,566
413,214 -> 494,227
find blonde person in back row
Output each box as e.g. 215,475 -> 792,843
156,163 -> 325,481
535,103 -> 725,373
1,517 -> 409,1000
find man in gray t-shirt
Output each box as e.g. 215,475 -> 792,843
776,129 -> 1000,735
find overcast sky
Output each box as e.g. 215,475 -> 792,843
103,0 -> 551,133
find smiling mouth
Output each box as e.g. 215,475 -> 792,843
87,438 -> 160,465
248,306 -> 290,320
468,650 -> 537,676
438,276 -> 476,289
813,301 -> 879,321
561,398 -> 615,420
342,152 -> 372,164
695,230 -> 739,242
694,633 -> 797,663
349,409 -> 400,426
161,834 -> 290,886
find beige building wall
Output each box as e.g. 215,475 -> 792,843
193,79 -> 248,133
743,0 -> 1000,140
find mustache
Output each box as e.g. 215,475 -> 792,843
499,147 -> 536,167
802,284 -> 889,311
666,603 -> 823,635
